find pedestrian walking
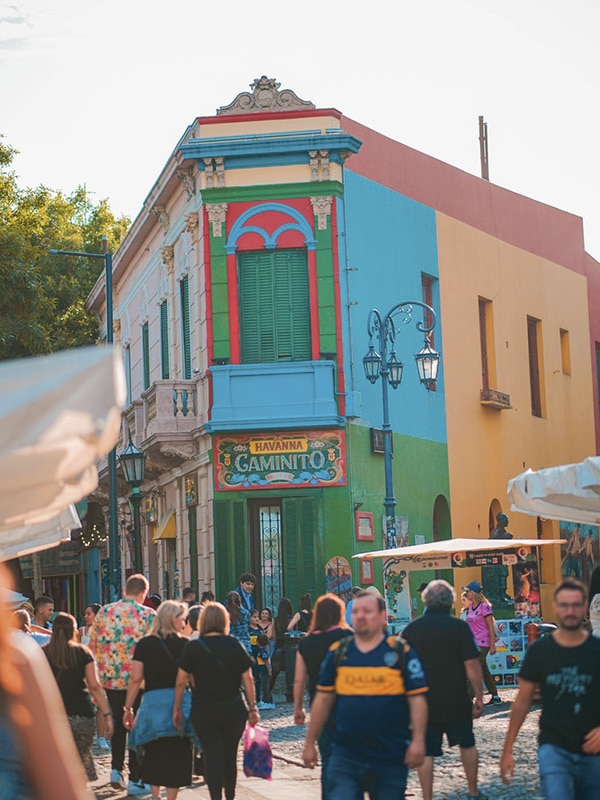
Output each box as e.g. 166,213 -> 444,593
89,573 -> 156,795
123,600 -> 194,800
500,577 -> 600,798
174,601 -> 260,800
78,603 -> 110,749
462,581 -> 502,704
269,597 -> 294,695
225,590 -> 252,654
230,572 -> 256,613
403,580 -> 487,800
288,593 -> 313,632
302,591 -> 428,799
293,592 -> 351,799
43,612 -> 114,782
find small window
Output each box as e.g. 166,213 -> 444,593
560,329 -> 571,375
527,316 -> 543,418
478,298 -> 496,389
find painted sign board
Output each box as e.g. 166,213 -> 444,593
214,430 -> 346,490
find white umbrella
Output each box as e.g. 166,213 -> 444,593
352,537 -> 565,560
0,346 -> 125,556
507,456 -> 600,525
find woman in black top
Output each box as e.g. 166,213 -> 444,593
288,593 -> 313,633
123,600 -> 192,800
43,612 -> 113,781
293,593 -> 351,800
174,602 -> 259,800
269,597 -> 294,693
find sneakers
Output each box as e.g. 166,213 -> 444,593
110,769 -> 126,789
127,779 -> 151,796
97,736 -> 111,750
257,701 -> 275,710
486,694 -> 502,705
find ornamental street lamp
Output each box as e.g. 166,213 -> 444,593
49,236 -> 120,599
119,433 -> 147,574
363,301 -> 440,549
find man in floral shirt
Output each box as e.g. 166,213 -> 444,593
90,573 -> 155,795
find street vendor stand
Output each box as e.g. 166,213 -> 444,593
353,537 -> 564,690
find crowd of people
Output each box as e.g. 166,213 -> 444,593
2,566 -> 600,800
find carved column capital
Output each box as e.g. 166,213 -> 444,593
310,196 -> 333,230
161,245 -> 175,273
184,212 -> 200,244
206,203 -> 228,237
204,158 -> 215,188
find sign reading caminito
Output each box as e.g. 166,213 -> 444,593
214,431 -> 346,490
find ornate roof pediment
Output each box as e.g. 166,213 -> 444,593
217,76 -> 315,116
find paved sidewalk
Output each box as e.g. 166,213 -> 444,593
91,689 -> 542,799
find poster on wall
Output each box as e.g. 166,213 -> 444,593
325,556 -> 352,603
560,521 -> 599,585
214,431 -> 346,490
383,559 -> 412,633
512,559 -> 541,618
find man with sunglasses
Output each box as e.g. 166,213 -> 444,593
500,578 -> 600,798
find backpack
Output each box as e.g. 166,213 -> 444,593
333,633 -> 407,672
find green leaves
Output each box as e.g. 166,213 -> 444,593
0,136 -> 130,360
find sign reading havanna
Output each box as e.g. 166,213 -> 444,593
214,431 -> 346,490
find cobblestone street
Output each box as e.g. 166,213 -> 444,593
91,688 -> 542,799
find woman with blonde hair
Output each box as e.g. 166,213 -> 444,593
174,601 -> 259,800
43,611 -> 113,781
123,600 -> 193,800
462,581 -> 501,705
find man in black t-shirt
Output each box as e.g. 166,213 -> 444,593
403,580 -> 486,800
500,578 -> 600,798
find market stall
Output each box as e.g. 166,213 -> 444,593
353,537 -> 564,689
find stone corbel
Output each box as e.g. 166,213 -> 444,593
184,213 -> 200,245
152,205 -> 170,233
319,150 -> 330,181
176,166 -> 196,199
203,158 -> 215,188
161,245 -> 175,273
310,196 -> 333,231
206,203 -> 228,238
309,150 -> 319,181
214,157 -> 225,187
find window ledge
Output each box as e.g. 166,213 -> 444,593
480,388 -> 511,409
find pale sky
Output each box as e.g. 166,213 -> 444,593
2,0 -> 599,259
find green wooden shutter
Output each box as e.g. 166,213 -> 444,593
282,496 -> 320,605
180,277 -> 192,380
160,301 -> 170,380
141,322 -> 150,390
239,249 -> 310,363
214,498 -> 248,600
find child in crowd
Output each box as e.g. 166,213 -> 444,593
249,609 -> 262,701
256,633 -> 274,709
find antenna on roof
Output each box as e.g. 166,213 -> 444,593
479,116 -> 489,181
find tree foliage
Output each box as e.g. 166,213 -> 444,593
0,137 -> 130,360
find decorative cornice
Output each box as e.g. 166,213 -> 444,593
175,166 -> 196,199
152,205 -> 170,233
217,76 -> 315,116
206,203 -> 228,238
161,245 -> 175,273
310,196 -> 333,230
201,180 -> 344,204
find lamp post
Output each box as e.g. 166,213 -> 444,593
49,236 -> 120,599
119,434 -> 147,574
363,301 -> 440,549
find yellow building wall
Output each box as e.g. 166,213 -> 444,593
436,213 -> 595,596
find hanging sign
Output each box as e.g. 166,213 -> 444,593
214,431 -> 346,490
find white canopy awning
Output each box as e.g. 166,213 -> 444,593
0,346 -> 125,558
352,537 -> 565,560
507,456 -> 600,525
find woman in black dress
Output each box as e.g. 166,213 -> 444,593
173,601 -> 259,800
43,612 -> 113,781
123,600 -> 193,800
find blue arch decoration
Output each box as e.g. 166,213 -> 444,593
225,202 -> 316,254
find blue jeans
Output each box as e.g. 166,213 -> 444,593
538,743 -> 600,800
327,748 -> 408,800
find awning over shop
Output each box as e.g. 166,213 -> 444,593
352,537 -> 565,560
153,511 -> 177,542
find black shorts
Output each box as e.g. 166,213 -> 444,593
425,716 -> 475,756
